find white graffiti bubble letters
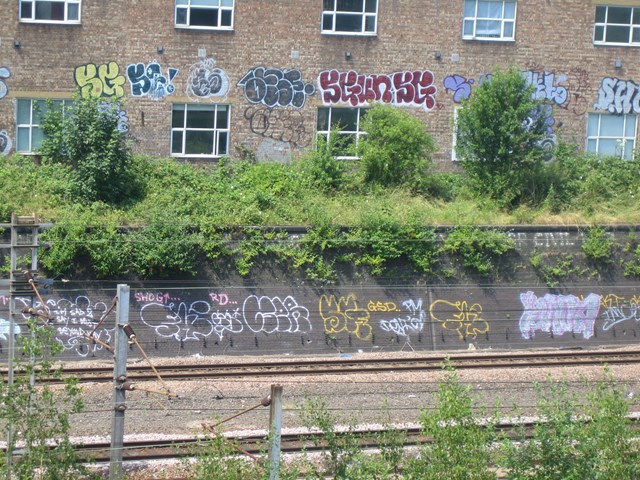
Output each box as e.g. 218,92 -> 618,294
379,299 -> 426,337
0,317 -> 21,340
242,295 -> 311,334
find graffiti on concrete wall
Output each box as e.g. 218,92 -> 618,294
379,299 -> 426,337
429,299 -> 488,340
74,62 -> 126,99
318,69 -> 437,110
14,296 -> 113,357
238,67 -> 315,108
0,66 -> 10,99
138,293 -> 311,342
127,61 -> 179,100
320,293 -> 373,340
0,317 -> 21,340
519,291 -> 601,340
186,57 -> 230,100
593,77 -> 640,115
244,106 -> 309,148
600,294 -> 640,331
0,130 -> 12,156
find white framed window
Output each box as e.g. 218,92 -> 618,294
594,5 -> 640,46
586,113 -> 637,159
171,104 -> 230,158
463,0 -> 516,41
322,0 -> 377,35
19,0 -> 81,23
316,107 -> 367,159
16,99 -> 72,153
175,0 -> 234,30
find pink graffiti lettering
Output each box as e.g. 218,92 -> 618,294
318,69 -> 436,110
519,291 -> 601,340
135,292 -> 172,304
209,292 -> 233,306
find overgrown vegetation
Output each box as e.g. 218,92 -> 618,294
0,319 -> 95,479
188,366 -> 640,480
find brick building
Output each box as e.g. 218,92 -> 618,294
0,0 -> 638,164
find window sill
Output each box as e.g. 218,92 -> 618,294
321,31 -> 377,37
175,25 -> 233,32
462,36 -> 515,42
593,41 -> 640,48
19,19 -> 81,25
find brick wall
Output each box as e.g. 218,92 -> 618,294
0,0 -> 637,163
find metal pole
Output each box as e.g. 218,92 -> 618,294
268,384 -> 283,480
109,284 -> 129,480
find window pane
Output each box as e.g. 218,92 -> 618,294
332,108 -> 358,130
477,1 -> 502,19
216,106 -> 229,129
335,13 -> 362,31
463,20 -> 474,35
608,7 -> 631,24
625,115 -> 637,136
17,128 -> 30,151
594,25 -> 604,41
598,138 -> 618,156
336,0 -> 364,13
185,130 -> 214,155
323,0 -> 334,10
476,19 -> 501,36
634,9 -> 640,24
172,105 -> 185,127
365,0 -> 376,13
36,1 -> 65,20
176,7 -> 187,24
20,2 -> 33,18
217,131 -> 228,155
176,0 -> 188,5
221,0 -> 234,6
504,1 -> 516,19
587,115 -> 599,137
190,7 -> 217,27
220,9 -> 232,26
601,115 -> 624,136
606,25 -> 630,43
595,6 -> 606,23
586,138 -> 597,153
171,131 -> 183,154
68,3 -> 78,20
504,21 -> 513,37
624,140 -> 634,159
186,108 -> 214,129
633,27 -> 640,42
365,15 -> 375,31
317,108 -> 330,131
32,128 -> 44,150
192,0 -> 214,5
17,100 -> 32,124
322,14 -> 333,30
464,0 -> 476,17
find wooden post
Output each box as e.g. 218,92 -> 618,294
268,384 -> 283,480
109,284 -> 129,480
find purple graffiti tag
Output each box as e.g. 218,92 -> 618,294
443,75 -> 474,103
519,291 -> 601,340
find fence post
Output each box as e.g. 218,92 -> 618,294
110,284 -> 130,480
268,384 -> 283,480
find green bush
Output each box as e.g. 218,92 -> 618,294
442,226 -> 515,275
582,226 -> 614,263
39,92 -> 142,204
297,132 -> 349,192
358,104 -> 436,188
456,67 -> 548,208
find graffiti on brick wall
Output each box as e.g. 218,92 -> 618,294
96,102 -> 129,133
127,61 -> 179,100
138,293 -> 311,341
519,291 -> 601,340
0,66 -> 10,100
600,294 -> 640,331
0,130 -> 12,156
593,77 -> 640,115
318,69 -> 437,110
186,58 -> 230,100
443,74 -> 474,103
238,67 -> 315,108
0,317 -> 21,340
429,299 -> 488,340
244,106 -> 309,148
74,62 -> 126,99
13,296 -> 113,357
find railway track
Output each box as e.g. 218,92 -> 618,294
3,348 -> 640,384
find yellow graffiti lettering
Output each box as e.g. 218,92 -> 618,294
601,293 -> 625,309
99,61 -> 125,98
367,300 -> 398,312
429,299 -> 488,340
320,293 -> 372,340
74,62 -> 125,99
75,63 -> 102,98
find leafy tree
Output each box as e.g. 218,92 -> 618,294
0,319 -> 95,479
38,91 -> 141,204
358,104 -> 436,188
456,67 -> 549,208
